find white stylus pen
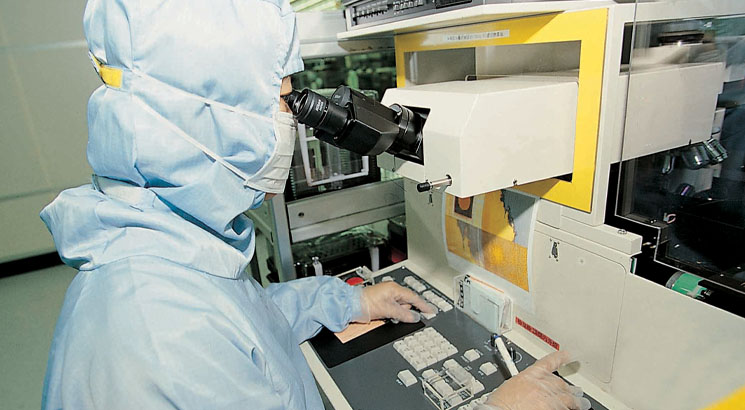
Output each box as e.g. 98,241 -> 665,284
492,334 -> 519,378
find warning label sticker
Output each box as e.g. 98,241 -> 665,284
515,317 -> 560,350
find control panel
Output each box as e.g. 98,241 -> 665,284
309,266 -> 608,410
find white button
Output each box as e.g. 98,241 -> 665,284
422,310 -> 437,320
464,349 -> 480,362
444,359 -> 459,370
422,369 -> 438,381
399,346 -> 413,357
472,380 -> 485,394
433,380 -> 454,396
439,303 -> 453,312
398,370 -> 417,387
450,368 -> 473,385
411,358 -> 425,371
434,349 -> 449,362
446,344 -> 459,356
413,353 -> 429,365
393,340 -> 406,352
435,337 -> 449,346
382,276 -> 394,282
446,395 -> 464,407
479,362 -> 498,376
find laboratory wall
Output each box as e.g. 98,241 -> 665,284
0,1 -> 100,263
0,265 -> 77,410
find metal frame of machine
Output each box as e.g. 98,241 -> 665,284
300,2 -> 745,409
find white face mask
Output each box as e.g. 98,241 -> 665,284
127,67 -> 298,195
244,111 -> 298,194
134,89 -> 297,194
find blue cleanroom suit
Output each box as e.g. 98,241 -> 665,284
40,1 -> 362,408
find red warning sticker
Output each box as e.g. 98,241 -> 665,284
515,317 -> 560,350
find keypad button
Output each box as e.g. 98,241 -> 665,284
479,362 -> 498,376
393,328 -> 463,380
433,380 -> 454,396
411,358 -> 426,371
443,359 -> 459,370
472,380 -> 485,394
422,369 -> 438,381
422,310 -> 437,320
446,344 -> 459,356
398,369 -> 417,387
464,349 -> 480,362
450,368 -> 473,385
446,395 -> 464,407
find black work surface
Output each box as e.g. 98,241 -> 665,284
310,320 -> 424,368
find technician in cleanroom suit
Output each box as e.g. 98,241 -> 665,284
40,1 -> 590,409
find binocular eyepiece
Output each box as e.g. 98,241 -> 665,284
283,86 -> 425,164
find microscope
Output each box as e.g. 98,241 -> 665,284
283,86 -> 427,165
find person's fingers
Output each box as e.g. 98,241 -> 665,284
556,391 -> 585,410
406,310 -> 421,323
392,285 -> 435,313
578,397 -> 591,410
567,385 -> 584,397
389,304 -> 421,323
533,350 -> 572,373
425,302 -> 437,314
543,374 -> 572,395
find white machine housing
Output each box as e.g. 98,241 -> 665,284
302,2 -> 745,410
380,76 -> 578,198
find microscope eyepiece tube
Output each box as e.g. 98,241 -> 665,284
285,89 -> 350,138
285,86 -> 425,164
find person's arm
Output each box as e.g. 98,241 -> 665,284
265,278 -> 435,343
265,276 -> 364,343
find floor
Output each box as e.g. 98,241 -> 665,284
0,264 -> 76,410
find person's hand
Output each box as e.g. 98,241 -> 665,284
356,282 -> 436,323
478,351 -> 591,410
